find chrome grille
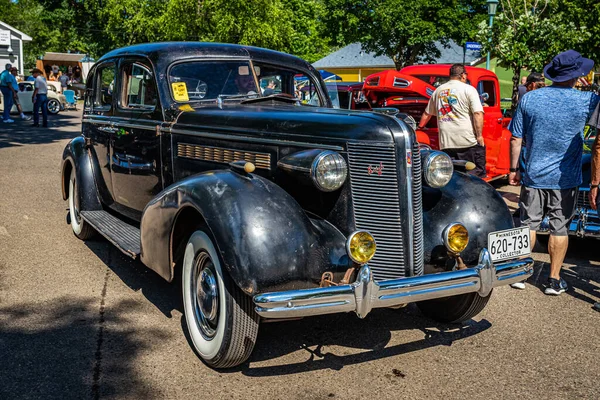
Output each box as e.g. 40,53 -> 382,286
412,140 -> 424,276
347,143 -> 405,280
177,143 -> 271,170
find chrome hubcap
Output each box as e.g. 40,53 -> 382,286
192,252 -> 219,338
48,101 -> 59,113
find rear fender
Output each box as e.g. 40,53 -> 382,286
61,136 -> 102,211
140,170 -> 350,294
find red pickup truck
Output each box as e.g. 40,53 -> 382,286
362,65 -> 512,180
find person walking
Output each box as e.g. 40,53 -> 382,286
9,68 -> 31,121
418,64 -> 486,178
31,68 -> 49,128
0,63 -> 15,123
508,50 -> 600,295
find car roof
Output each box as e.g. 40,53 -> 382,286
98,42 -> 314,72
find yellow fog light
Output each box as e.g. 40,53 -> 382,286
347,231 -> 376,264
443,223 -> 469,254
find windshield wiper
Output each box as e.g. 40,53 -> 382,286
240,93 -> 300,105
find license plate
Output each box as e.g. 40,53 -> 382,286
487,227 -> 531,262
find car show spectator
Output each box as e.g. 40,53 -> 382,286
31,68 -> 49,128
418,64 -> 486,178
58,71 -> 70,92
524,73 -> 546,93
10,68 -> 31,121
508,50 -> 600,295
517,75 -> 527,102
1,63 -> 15,123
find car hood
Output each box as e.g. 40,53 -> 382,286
172,104 -> 404,144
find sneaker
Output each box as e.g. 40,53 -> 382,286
510,281 -> 526,290
21,115 -> 31,121
2,119 -> 14,123
544,277 -> 568,295
32,123 -> 39,127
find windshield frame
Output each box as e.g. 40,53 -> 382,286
166,57 -> 330,108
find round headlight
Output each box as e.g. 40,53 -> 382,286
347,231 -> 377,264
443,223 -> 469,254
423,150 -> 453,188
311,151 -> 348,192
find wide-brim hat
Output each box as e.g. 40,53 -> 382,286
543,50 -> 594,82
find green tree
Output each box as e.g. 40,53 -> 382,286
478,0 -> 590,110
323,0 -> 487,69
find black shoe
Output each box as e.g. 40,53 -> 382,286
544,277 -> 568,295
32,124 -> 39,127
42,124 -> 48,128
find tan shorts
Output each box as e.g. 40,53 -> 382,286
12,93 -> 20,106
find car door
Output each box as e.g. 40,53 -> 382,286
476,78 -> 503,168
109,58 -> 163,220
85,61 -> 117,206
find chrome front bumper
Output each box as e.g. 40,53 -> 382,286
254,248 -> 533,319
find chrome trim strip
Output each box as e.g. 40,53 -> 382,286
168,128 -> 344,151
402,127 -> 415,276
82,118 -> 159,131
254,249 -> 534,319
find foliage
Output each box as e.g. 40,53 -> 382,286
323,0 -> 487,69
477,0 -> 590,110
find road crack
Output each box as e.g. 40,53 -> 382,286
92,254 -> 111,400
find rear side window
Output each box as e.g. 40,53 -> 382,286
120,62 -> 157,110
94,63 -> 116,109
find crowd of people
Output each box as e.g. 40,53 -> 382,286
420,50 -> 600,311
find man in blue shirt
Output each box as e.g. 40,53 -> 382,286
508,50 -> 600,295
0,63 -> 15,123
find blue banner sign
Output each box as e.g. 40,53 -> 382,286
466,42 -> 482,51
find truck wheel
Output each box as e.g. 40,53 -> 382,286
416,291 -> 492,323
182,230 -> 259,368
68,169 -> 95,240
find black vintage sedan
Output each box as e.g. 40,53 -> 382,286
61,42 -> 533,368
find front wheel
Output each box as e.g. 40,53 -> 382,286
47,99 -> 60,114
417,291 -> 492,323
182,230 -> 259,368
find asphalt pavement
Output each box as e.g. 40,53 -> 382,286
0,111 -> 598,399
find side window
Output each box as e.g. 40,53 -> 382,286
477,80 -> 497,107
259,75 -> 281,96
94,63 -> 116,109
121,62 -> 157,110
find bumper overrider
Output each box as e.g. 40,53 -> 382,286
254,249 -> 533,319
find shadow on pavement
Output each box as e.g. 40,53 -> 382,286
238,311 -> 492,376
0,296 -> 169,399
0,110 -> 81,149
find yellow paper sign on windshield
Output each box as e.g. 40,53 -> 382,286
171,82 -> 189,102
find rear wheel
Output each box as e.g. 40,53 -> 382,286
68,169 -> 95,240
47,99 -> 60,114
182,230 -> 259,368
417,291 -> 492,323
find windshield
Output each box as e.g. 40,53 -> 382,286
168,60 -> 325,107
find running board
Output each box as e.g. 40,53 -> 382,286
80,210 -> 141,259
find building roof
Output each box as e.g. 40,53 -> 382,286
41,52 -> 93,62
0,21 -> 32,41
313,41 -> 482,69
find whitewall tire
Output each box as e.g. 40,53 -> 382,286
68,168 -> 94,240
182,230 -> 259,368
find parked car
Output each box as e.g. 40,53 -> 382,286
61,42 -> 533,368
363,65 -> 513,181
0,81 -> 66,114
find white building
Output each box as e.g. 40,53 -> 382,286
0,21 -> 32,75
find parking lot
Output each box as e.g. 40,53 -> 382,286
0,111 -> 599,400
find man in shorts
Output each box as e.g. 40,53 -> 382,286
508,50 -> 600,295
10,68 -> 31,120
586,101 -> 600,311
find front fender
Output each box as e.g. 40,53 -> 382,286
422,172 -> 513,266
61,136 -> 102,211
140,170 -> 350,294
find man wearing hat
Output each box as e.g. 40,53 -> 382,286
30,68 -> 49,128
0,63 -> 15,123
518,73 -> 546,104
508,50 -> 600,295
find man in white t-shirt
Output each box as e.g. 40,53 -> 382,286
418,64 -> 486,177
31,68 -> 49,127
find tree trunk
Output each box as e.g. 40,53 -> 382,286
511,65 -> 521,112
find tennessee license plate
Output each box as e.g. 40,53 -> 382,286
487,227 -> 531,262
